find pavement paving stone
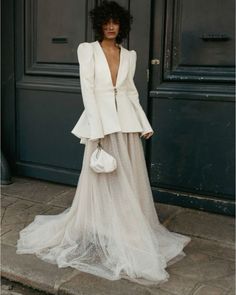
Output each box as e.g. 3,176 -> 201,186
168,251 -> 233,282
191,283 -> 227,295
184,237 -> 235,261
58,271 -> 169,295
195,275 -> 235,295
166,210 -> 235,248
1,196 -> 19,208
156,273 -> 198,295
1,177 -> 70,205
46,189 -> 76,209
1,243 -> 81,295
1,277 -> 50,295
154,203 -> 184,225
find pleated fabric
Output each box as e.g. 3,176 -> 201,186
16,132 -> 191,286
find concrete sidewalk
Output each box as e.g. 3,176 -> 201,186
1,176 -> 235,295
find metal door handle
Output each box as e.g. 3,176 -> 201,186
151,59 -> 160,65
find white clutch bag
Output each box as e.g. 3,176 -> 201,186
90,140 -> 117,173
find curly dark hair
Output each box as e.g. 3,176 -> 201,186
89,0 -> 133,44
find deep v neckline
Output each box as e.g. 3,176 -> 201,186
96,40 -> 122,88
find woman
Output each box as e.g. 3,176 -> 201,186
16,0 -> 191,286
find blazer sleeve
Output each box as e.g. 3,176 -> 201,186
77,42 -> 104,141
127,50 -> 154,135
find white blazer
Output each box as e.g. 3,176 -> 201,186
71,40 -> 154,144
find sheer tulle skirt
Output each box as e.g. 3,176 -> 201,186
16,132 -> 191,286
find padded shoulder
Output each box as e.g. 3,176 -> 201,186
77,42 -> 94,64
129,49 -> 137,61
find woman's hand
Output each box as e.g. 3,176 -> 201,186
140,131 -> 154,139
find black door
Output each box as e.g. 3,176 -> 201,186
148,0 -> 235,215
13,0 -> 103,185
4,0 -> 151,186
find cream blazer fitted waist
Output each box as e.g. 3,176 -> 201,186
71,40 -> 154,144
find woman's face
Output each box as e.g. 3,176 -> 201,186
101,18 -> 120,40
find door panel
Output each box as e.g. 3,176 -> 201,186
15,0 -> 96,184
25,0 -> 86,75
149,0 -> 235,213
151,97 -> 234,198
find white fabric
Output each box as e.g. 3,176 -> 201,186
70,41 -> 154,143
90,144 -> 117,173
16,132 -> 191,286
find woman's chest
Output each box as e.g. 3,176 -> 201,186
93,47 -> 129,88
